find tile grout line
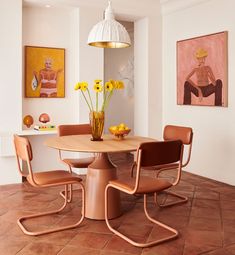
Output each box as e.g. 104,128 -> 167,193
181,181 -> 196,255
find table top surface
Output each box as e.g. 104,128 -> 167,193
45,134 -> 156,153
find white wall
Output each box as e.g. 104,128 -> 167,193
0,0 -> 162,184
22,6 -> 104,172
76,6 -> 104,171
134,18 -> 149,136
69,0 -> 163,139
148,15 -> 162,138
78,6 -> 104,123
134,14 -> 162,138
0,0 -> 22,184
22,6 -> 79,127
22,5 -> 103,127
104,22 -> 134,133
0,0 -> 22,131
162,0 -> 235,185
22,6 -> 81,171
0,3 -> 104,184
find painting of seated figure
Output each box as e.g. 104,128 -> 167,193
25,46 -> 65,98
177,31 -> 228,107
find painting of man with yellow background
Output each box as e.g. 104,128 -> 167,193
25,46 -> 65,98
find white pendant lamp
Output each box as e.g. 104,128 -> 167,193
87,1 -> 131,48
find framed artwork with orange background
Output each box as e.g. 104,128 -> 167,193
177,31 -> 228,107
25,46 -> 65,98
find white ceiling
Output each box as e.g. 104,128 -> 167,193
23,0 -> 161,21
23,0 -> 159,8
23,0 -> 211,17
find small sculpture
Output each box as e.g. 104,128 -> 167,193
23,115 -> 34,128
39,113 -> 50,123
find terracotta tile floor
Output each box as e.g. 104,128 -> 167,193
0,153 -> 234,255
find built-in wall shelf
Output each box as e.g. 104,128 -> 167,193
17,129 -> 57,136
0,130 -> 57,157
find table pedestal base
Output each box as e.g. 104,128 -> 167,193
85,153 -> 121,220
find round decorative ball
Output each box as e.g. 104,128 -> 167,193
39,113 -> 50,123
23,115 -> 34,128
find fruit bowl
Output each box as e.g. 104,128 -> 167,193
109,127 -> 131,140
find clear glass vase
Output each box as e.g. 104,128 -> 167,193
89,111 -> 105,141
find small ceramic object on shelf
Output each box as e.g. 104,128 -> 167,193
109,123 -> 131,140
23,115 -> 34,128
39,113 -> 50,123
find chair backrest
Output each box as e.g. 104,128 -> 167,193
163,125 -> 193,145
13,135 -> 33,177
132,140 -> 183,193
138,140 -> 183,168
58,124 -> 92,137
163,125 -> 193,167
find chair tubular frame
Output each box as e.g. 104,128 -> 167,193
17,184 -> 85,236
155,127 -> 193,207
57,124 -> 94,203
153,162 -> 188,207
105,143 -> 183,247
14,135 -> 85,236
131,125 -> 193,208
59,149 -> 74,203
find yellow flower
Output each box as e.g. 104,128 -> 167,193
75,79 -> 125,112
115,80 -> 124,89
105,81 -> 113,91
74,82 -> 82,90
81,82 -> 88,91
109,79 -> 115,86
94,79 -> 102,84
94,84 -> 103,92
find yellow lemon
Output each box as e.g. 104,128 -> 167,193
110,126 -> 118,131
119,123 -> 126,128
124,126 -> 129,130
118,127 -> 125,131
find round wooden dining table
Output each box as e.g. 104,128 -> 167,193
45,134 -> 155,220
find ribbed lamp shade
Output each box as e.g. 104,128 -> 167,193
87,1 -> 131,48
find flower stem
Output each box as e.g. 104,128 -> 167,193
103,90 -> 113,111
96,92 -> 98,111
87,89 -> 94,111
101,90 -> 108,111
81,90 -> 92,111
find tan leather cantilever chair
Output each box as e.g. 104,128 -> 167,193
105,140 -> 183,248
131,125 -> 193,207
156,125 -> 193,207
163,125 -> 193,169
14,135 -> 85,236
58,124 -> 94,202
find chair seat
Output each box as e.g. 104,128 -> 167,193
143,163 -> 179,171
27,170 -> 82,186
62,157 -> 95,168
109,176 -> 172,194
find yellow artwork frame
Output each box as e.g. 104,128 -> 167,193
25,46 -> 65,98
